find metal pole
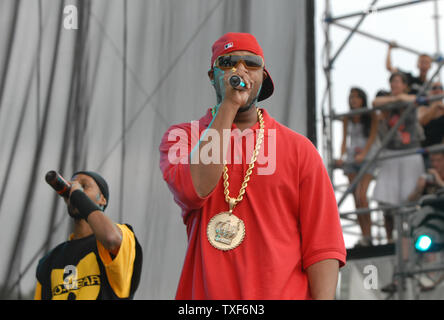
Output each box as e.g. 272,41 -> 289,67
340,204 -> 417,217
324,1 -> 400,185
398,263 -> 444,276
377,143 -> 444,160
342,219 -> 386,229
433,0 -> 442,81
332,21 -> 426,57
331,94 -> 444,119
341,230 -> 365,237
336,144 -> 444,174
329,0 -> 379,66
395,208 -> 406,300
324,0 -> 334,179
328,0 -> 433,22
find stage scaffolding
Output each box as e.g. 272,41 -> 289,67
321,0 -> 444,299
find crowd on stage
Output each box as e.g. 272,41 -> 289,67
336,42 -> 444,250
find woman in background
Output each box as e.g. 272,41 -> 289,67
337,87 -> 379,247
372,72 -> 424,244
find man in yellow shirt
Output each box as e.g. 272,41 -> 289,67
34,171 -> 142,300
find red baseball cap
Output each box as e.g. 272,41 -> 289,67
211,32 -> 274,102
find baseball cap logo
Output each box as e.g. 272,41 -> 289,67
224,42 -> 234,50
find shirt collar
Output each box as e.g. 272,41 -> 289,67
199,107 -> 276,134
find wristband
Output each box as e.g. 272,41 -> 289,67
70,190 -> 102,221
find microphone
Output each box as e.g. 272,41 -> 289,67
229,75 -> 246,89
45,171 -> 71,198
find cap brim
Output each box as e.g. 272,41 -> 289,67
258,68 -> 274,102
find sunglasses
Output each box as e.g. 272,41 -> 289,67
431,86 -> 443,91
213,54 -> 264,70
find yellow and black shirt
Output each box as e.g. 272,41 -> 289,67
34,224 -> 142,300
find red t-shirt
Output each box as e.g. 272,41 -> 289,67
159,108 -> 346,300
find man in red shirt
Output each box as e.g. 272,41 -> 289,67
159,32 -> 346,300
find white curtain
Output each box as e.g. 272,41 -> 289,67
0,0 -> 314,299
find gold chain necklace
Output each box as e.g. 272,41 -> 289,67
207,107 -> 265,251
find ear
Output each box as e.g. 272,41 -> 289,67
97,193 -> 107,208
263,70 -> 268,80
208,69 -> 214,80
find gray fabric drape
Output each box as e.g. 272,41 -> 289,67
0,0 -> 314,299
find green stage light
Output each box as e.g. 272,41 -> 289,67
415,235 -> 433,252
410,195 -> 444,253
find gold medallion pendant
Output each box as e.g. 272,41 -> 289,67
206,107 -> 265,251
207,212 -> 245,251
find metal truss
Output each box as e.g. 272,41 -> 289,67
321,0 -> 444,300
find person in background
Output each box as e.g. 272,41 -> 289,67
409,149 -> 444,201
372,72 -> 425,243
418,82 -> 444,168
382,149 -> 444,294
336,87 -> 379,247
408,149 -> 444,292
386,42 -> 433,95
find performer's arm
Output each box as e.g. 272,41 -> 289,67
69,182 -> 122,255
190,68 -> 253,198
87,211 -> 122,255
418,102 -> 444,126
306,259 -> 340,300
373,93 -> 415,107
298,137 -> 346,299
373,95 -> 397,107
386,42 -> 399,74
190,100 -> 237,197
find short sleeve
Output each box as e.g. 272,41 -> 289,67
34,281 -> 42,300
298,139 -> 347,270
159,124 -> 214,212
96,224 -> 142,298
35,255 -> 52,300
